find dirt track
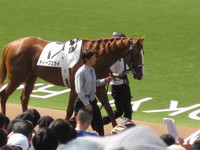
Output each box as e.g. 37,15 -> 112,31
5,103 -> 199,138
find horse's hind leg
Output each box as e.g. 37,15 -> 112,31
66,88 -> 77,120
20,74 -> 37,112
0,79 -> 24,115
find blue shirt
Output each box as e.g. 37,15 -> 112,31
76,130 -> 98,137
75,64 -> 106,106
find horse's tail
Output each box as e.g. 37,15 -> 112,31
0,45 -> 8,89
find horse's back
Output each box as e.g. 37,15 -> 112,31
1,37 -> 49,78
2,36 -> 49,57
1,36 -> 66,87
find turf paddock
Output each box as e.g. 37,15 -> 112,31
0,0 -> 200,128
6,103 -> 198,139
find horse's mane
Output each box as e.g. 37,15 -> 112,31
83,37 -> 133,55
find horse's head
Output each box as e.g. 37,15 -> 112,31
124,36 -> 145,80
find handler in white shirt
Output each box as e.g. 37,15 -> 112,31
102,32 -> 132,125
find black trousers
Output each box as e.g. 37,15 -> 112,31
102,84 -> 132,125
74,97 -> 104,136
112,84 -> 132,119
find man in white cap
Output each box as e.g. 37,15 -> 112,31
102,32 -> 133,125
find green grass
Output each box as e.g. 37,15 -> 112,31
0,0 -> 200,128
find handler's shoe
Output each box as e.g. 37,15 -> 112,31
68,118 -> 76,129
102,116 -> 111,125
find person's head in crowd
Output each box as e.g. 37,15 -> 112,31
0,145 -> 22,150
160,134 -> 176,146
68,118 -> 76,129
11,120 -> 34,144
111,117 -> 136,134
75,108 -> 93,130
7,119 -> 21,135
37,116 -> 54,129
191,137 -> 200,150
69,127 -> 77,140
24,109 -> 41,128
49,119 -> 76,144
32,127 -> 59,150
4,115 -> 10,130
15,112 -> 34,128
0,113 -> 5,130
7,133 -> 29,150
0,130 -> 7,147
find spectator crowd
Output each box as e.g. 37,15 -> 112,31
0,108 -> 199,150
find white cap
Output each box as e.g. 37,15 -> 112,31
167,144 -> 186,150
60,126 -> 167,150
7,133 -> 29,150
112,32 -> 117,36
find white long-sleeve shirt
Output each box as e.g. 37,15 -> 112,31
75,64 -> 106,106
110,58 -> 129,85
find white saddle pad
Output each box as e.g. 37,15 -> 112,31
37,39 -> 82,87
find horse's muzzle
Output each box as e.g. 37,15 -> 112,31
134,73 -> 143,80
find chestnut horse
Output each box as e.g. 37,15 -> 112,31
0,36 -> 145,126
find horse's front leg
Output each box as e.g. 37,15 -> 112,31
96,86 -> 117,127
65,88 -> 77,120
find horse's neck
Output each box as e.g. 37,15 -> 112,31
83,38 -> 130,69
83,38 -> 130,58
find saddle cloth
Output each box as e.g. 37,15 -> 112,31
37,39 -> 82,87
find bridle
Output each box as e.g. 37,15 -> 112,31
122,43 -> 144,76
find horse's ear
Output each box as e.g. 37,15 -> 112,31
133,36 -> 145,46
133,38 -> 140,45
139,36 -> 146,44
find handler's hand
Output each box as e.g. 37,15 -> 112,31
105,76 -> 113,83
85,104 -> 93,111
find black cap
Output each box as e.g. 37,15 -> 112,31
82,49 -> 95,60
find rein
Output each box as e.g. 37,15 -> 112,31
99,69 -> 114,110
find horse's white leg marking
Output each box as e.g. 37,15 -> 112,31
141,49 -> 144,76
